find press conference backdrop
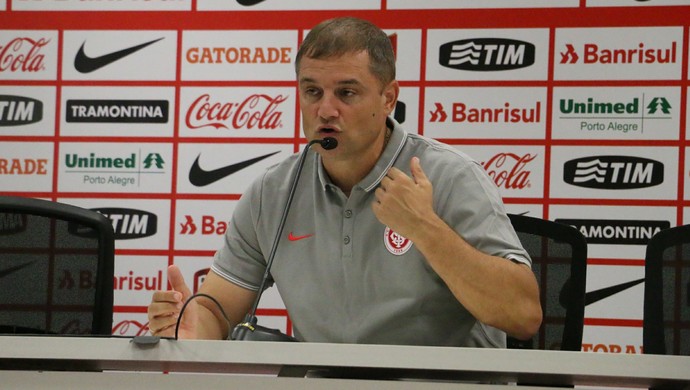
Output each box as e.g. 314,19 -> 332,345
1,0 -> 689,353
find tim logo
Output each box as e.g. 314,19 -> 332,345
0,213 -> 27,235
90,208 -> 157,239
0,95 -> 43,126
439,38 -> 535,71
563,156 -> 663,189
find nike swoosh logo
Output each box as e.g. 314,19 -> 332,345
188,151 -> 280,187
74,37 -> 164,74
584,278 -> 645,306
288,232 -> 314,241
237,0 -> 266,5
0,261 -> 35,280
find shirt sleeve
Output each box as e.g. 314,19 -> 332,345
210,173 -> 269,291
426,149 -> 532,267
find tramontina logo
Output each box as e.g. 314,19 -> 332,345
64,151 -> 165,188
65,99 -> 169,124
0,95 -> 43,126
563,156 -> 663,189
439,38 -> 535,71
554,218 -> 670,245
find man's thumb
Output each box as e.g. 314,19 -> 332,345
410,157 -> 429,184
167,264 -> 192,299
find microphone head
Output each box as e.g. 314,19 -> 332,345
320,137 -> 338,150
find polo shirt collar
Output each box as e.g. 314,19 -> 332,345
315,117 -> 407,193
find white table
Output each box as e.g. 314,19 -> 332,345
1,336 -> 688,389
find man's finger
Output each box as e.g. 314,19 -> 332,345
167,264 -> 192,299
410,157 -> 429,185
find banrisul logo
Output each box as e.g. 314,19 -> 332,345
439,38 -> 535,71
65,99 -> 169,123
558,94 -> 672,134
0,95 -> 43,126
563,155 -> 663,189
64,150 -> 165,188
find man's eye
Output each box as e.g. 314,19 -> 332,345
338,89 -> 356,98
303,88 -> 321,97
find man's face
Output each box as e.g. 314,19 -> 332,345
297,51 -> 398,163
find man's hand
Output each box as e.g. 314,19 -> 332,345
147,265 -> 199,339
372,156 -> 437,240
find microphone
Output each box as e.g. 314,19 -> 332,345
230,137 -> 337,342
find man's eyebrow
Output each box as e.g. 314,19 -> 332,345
298,77 -> 363,86
336,79 -> 363,86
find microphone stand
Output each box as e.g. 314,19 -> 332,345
230,137 -> 337,342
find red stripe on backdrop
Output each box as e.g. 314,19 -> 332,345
114,306 -> 148,314
677,25 -> 690,226
584,318 -> 643,327
169,30 -> 183,270
2,7 -> 690,30
542,26 -> 556,221
587,258 -> 646,266
416,28 -> 427,137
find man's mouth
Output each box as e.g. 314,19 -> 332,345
318,127 -> 338,136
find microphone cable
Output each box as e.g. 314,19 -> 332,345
173,293 -> 232,340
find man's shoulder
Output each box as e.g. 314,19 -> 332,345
402,132 -> 479,169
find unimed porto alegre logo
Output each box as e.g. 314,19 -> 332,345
563,156 -> 664,189
63,149 -> 166,189
439,38 -> 535,71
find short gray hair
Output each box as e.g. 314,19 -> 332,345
295,17 -> 396,88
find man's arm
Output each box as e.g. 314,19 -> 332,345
148,265 -> 257,340
372,157 -> 542,340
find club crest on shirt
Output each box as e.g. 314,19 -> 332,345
384,226 -> 413,255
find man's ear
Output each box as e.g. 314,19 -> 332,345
382,80 -> 400,114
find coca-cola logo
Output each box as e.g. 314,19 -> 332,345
112,319 -> 150,337
482,153 -> 536,190
0,37 -> 50,73
185,93 -> 287,130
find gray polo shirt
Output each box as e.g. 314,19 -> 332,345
211,119 -> 530,347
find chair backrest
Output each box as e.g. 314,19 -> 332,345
507,213 -> 588,351
0,196 -> 114,335
643,224 -> 690,355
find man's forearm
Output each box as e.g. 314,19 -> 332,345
410,215 -> 543,340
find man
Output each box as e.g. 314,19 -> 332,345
148,17 -> 542,347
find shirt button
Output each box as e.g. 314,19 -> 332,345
344,236 -> 351,245
344,210 -> 352,218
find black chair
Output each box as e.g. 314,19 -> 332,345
643,224 -> 690,356
0,196 -> 114,335
507,213 -> 588,351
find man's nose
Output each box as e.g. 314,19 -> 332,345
317,93 -> 339,120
